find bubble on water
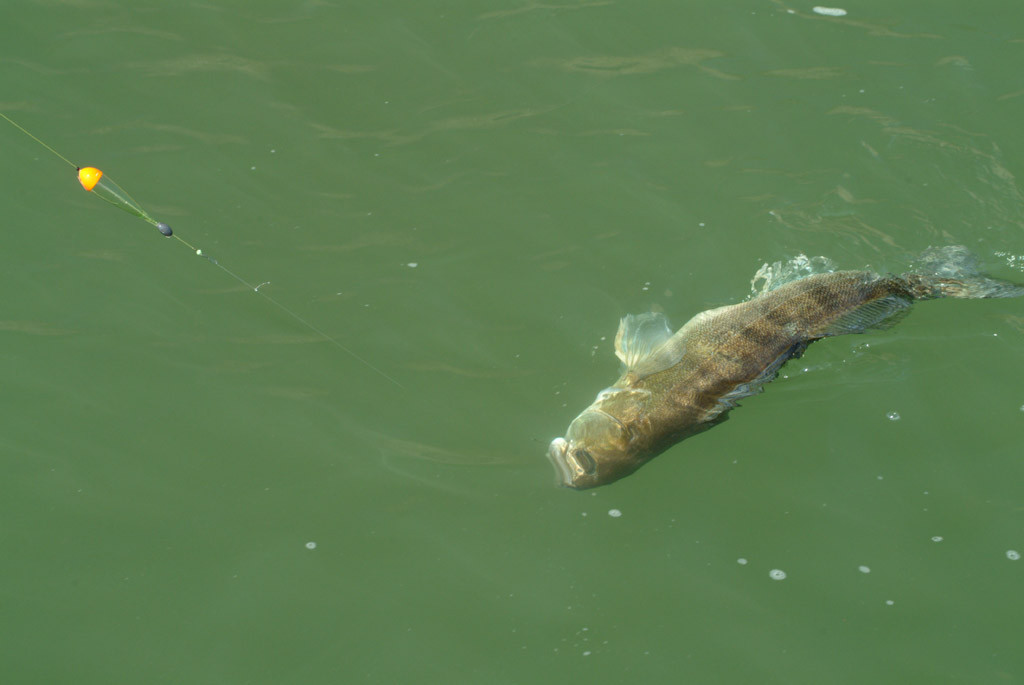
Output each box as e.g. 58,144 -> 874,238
885,600 -> 895,606
931,536 -> 943,543
1007,550 -> 1021,561
858,565 -> 871,574
608,509 -> 622,518
813,6 -> 848,17
305,541 -> 317,550
582,651 -> 592,656
886,411 -> 901,421
406,262 -> 418,268
737,558 -> 748,565
769,569 -> 787,580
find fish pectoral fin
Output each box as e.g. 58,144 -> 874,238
614,312 -> 679,374
817,294 -> 913,337
711,341 -> 809,415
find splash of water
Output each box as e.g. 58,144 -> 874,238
749,253 -> 837,298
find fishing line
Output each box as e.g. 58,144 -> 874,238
1,111 -> 404,389
0,111 -> 79,169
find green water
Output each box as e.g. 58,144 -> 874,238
3,1 -> 1023,682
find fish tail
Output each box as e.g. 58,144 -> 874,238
902,245 -> 1024,300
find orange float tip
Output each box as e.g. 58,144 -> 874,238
78,166 -> 103,192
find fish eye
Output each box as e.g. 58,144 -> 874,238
573,448 -> 597,475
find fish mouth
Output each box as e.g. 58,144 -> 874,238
547,438 -> 575,487
547,437 -> 600,490
547,409 -> 628,489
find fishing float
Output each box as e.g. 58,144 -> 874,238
0,110 -> 403,388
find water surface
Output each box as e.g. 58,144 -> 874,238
2,1 -> 1023,682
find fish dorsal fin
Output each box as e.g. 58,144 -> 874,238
614,312 -> 678,376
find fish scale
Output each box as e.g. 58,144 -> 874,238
548,246 -> 1024,490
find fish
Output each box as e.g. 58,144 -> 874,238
548,246 -> 1024,490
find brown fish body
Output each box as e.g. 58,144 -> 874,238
548,248 -> 1024,489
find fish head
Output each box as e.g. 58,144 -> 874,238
548,390 -> 649,489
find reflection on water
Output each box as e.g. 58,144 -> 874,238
533,47 -> 739,80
